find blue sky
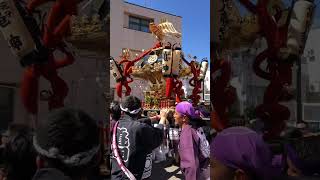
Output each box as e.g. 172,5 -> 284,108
236,0 -> 320,27
125,0 -> 210,63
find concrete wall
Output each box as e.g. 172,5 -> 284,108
304,28 -> 320,86
37,50 -> 107,123
0,34 -> 28,125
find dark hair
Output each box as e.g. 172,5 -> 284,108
3,124 -> 36,180
8,123 -> 30,136
110,101 -> 121,121
167,111 -> 175,127
34,108 -> 100,179
121,96 -> 142,118
287,129 -> 303,139
189,117 -> 207,129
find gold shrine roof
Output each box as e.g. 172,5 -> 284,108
66,14 -> 108,54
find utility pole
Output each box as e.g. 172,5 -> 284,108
295,0 -> 315,126
203,78 -> 205,101
296,57 -> 303,125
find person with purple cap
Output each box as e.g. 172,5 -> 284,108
211,126 -> 283,180
174,101 -> 210,180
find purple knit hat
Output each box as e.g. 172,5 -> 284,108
175,101 -> 198,119
211,127 -> 282,180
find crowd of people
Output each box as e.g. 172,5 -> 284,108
0,95 -> 212,180
109,96 -> 211,180
2,94 -> 319,180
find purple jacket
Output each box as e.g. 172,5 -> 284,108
179,125 -> 208,180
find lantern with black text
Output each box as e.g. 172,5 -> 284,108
285,0 -> 315,57
162,44 -> 182,77
110,57 -> 123,82
171,46 -> 182,77
199,58 -> 208,81
0,0 -> 47,66
162,44 -> 173,77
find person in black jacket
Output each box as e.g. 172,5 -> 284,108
111,96 -> 166,180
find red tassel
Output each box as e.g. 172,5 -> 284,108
45,74 -> 69,110
21,66 -> 40,114
166,78 -> 173,98
124,82 -> 131,96
116,83 -> 123,98
175,95 -> 181,103
21,0 -> 78,116
236,0 -> 292,139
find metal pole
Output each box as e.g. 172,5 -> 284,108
296,57 -> 303,124
203,79 -> 205,101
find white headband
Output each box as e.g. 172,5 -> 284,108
33,136 -> 100,167
120,104 -> 141,114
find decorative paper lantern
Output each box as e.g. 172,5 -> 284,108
0,0 -> 48,67
199,59 -> 208,81
110,58 -> 123,82
0,0 -> 35,56
0,0 -> 37,64
171,46 -> 182,77
162,44 -> 182,77
162,44 -> 173,77
286,0 -> 315,56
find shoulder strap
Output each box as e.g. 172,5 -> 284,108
112,121 -> 136,180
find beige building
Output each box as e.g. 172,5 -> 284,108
110,0 -> 182,100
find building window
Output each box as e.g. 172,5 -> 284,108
0,87 -> 14,130
128,15 -> 153,33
